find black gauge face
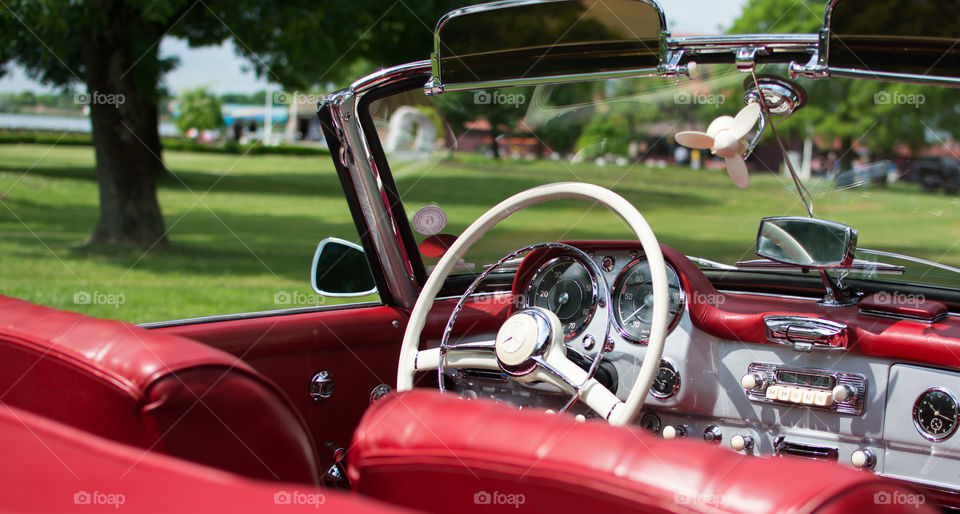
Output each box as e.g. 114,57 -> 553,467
914,388 -> 960,441
613,260 -> 684,343
526,256 -> 598,339
651,360 -> 681,399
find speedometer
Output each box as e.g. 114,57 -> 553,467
525,256 -> 598,339
612,259 -> 684,343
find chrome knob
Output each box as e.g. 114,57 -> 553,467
703,425 -> 722,445
731,434 -> 754,452
662,424 -> 688,440
740,373 -> 763,390
851,448 -> 876,470
832,384 -> 854,402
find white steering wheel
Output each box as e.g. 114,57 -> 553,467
397,182 -> 668,426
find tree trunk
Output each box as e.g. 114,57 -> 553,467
82,9 -> 168,248
840,135 -> 855,172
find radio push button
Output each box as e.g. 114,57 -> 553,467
765,385 -> 779,399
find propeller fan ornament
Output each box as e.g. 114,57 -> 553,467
675,102 -> 761,189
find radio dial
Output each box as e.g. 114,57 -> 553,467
740,373 -> 763,390
832,385 -> 854,402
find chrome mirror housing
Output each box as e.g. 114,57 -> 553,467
756,217 -> 857,269
311,237 -> 377,297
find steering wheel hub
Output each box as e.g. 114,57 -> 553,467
495,308 -> 560,374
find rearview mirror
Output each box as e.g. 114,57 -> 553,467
427,0 -> 665,93
310,238 -> 377,297
755,217 -> 857,268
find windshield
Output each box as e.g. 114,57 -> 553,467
370,64 -> 960,290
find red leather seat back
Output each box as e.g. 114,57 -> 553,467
0,296 -> 320,485
1,404 -> 414,513
350,390 -> 936,514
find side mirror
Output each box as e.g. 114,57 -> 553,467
310,237 -> 377,297
756,217 -> 857,268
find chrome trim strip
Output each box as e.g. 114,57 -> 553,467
138,302 -> 382,328
437,68 -> 660,92
828,67 -> 960,88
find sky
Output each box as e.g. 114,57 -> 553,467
0,0 -> 749,95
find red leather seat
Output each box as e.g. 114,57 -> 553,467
0,296 -> 321,485
0,403 -> 415,513
350,390 -> 937,513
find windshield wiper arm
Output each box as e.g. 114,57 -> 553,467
687,255 -> 738,270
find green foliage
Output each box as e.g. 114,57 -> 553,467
730,0 -> 960,159
175,86 -> 223,135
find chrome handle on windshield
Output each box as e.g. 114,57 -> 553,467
763,315 -> 848,352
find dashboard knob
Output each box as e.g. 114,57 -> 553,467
832,385 -> 854,402
851,448 -> 876,470
740,374 -> 762,390
730,434 -> 754,451
662,425 -> 688,439
703,425 -> 722,445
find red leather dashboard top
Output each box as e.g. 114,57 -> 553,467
513,241 -> 960,371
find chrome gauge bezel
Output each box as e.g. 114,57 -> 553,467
524,255 -> 600,341
650,358 -> 681,399
612,258 -> 685,344
913,387 -> 960,442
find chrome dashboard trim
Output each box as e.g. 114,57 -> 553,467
763,315 -> 848,351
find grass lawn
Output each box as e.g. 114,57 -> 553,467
1,143 -> 959,323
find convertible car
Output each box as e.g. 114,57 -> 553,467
6,0 -> 960,512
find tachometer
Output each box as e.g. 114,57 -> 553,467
613,259 -> 684,343
525,256 -> 598,339
914,388 -> 959,441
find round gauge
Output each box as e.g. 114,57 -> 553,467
651,360 -> 681,399
913,388 -> 960,441
612,259 -> 685,343
525,256 -> 598,339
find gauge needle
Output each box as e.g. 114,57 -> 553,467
557,291 -> 569,306
623,295 -> 655,322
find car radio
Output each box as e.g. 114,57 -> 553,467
740,362 -> 867,415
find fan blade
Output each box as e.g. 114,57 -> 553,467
729,102 -> 761,139
725,156 -> 750,189
675,131 -> 714,149
706,116 -> 734,138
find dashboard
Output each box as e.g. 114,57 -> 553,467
441,240 -> 960,509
